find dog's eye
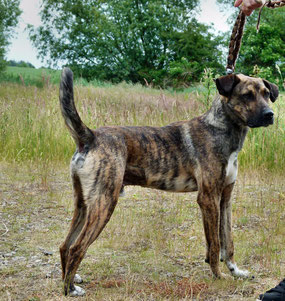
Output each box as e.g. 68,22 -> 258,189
264,90 -> 270,99
242,92 -> 254,101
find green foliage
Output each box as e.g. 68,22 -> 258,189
0,0 -> 21,72
7,60 -> 35,68
168,20 -> 225,87
236,10 -> 285,88
216,3 -> 284,88
28,0 -> 225,87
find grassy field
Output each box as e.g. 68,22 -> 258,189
0,66 -> 112,88
0,68 -> 285,300
0,66 -> 61,88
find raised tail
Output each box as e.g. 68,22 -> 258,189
59,67 -> 95,150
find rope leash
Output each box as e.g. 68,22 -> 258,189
226,0 -> 285,74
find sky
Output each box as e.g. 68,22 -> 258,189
6,0 -> 232,69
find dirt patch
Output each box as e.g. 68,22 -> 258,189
144,278 -> 208,298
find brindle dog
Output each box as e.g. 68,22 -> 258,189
59,68 -> 278,296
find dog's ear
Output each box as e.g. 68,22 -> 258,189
214,74 -> 240,98
263,79 -> 279,102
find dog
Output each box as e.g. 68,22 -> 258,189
59,68 -> 278,296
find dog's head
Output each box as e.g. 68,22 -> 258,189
215,74 -> 279,128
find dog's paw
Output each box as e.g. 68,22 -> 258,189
227,261 -> 254,279
74,274 -> 83,284
69,285 -> 85,297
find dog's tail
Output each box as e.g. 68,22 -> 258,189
59,67 -> 95,149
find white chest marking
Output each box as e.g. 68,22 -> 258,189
225,151 -> 238,185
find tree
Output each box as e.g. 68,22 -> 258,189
216,1 -> 284,87
236,9 -> 284,86
0,0 -> 21,72
28,0 -> 210,85
168,20 -> 225,86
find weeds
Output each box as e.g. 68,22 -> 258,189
199,68 -> 219,110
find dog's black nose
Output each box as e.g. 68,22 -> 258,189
263,109 -> 274,119
262,109 -> 274,124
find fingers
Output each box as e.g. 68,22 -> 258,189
234,0 -> 243,7
234,0 -> 264,16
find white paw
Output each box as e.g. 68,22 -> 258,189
74,274 -> 83,284
69,285 -> 86,297
226,261 -> 250,278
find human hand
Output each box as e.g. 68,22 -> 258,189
234,0 -> 264,16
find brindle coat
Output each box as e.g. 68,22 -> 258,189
59,68 -> 278,296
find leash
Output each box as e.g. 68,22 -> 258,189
226,0 -> 285,75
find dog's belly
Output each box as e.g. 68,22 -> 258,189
171,175 -> 198,192
147,173 -> 198,192
123,165 -> 197,192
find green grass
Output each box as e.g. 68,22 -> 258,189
0,66 -> 61,87
0,75 -> 284,171
0,66 -> 112,88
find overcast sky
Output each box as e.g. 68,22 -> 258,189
6,0 -> 232,69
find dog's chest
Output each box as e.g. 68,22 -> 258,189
225,151 -> 238,185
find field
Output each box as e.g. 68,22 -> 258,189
0,68 -> 285,300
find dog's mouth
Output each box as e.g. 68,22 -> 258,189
247,108 -> 274,128
247,116 -> 274,128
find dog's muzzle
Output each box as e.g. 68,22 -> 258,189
248,108 -> 274,128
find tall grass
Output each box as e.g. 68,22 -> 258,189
0,79 -> 284,172
0,82 -> 197,164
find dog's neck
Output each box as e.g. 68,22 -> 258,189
203,96 -> 248,152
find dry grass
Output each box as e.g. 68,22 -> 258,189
0,163 -> 285,300
0,82 -> 199,163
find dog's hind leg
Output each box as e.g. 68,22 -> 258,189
63,163 -> 124,296
220,183 -> 250,278
60,174 -> 86,282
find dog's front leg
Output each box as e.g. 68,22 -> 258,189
197,191 -> 222,278
220,183 -> 250,278
219,183 -> 234,264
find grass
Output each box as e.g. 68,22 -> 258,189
0,66 -> 112,88
0,68 -> 285,299
0,163 -> 284,300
